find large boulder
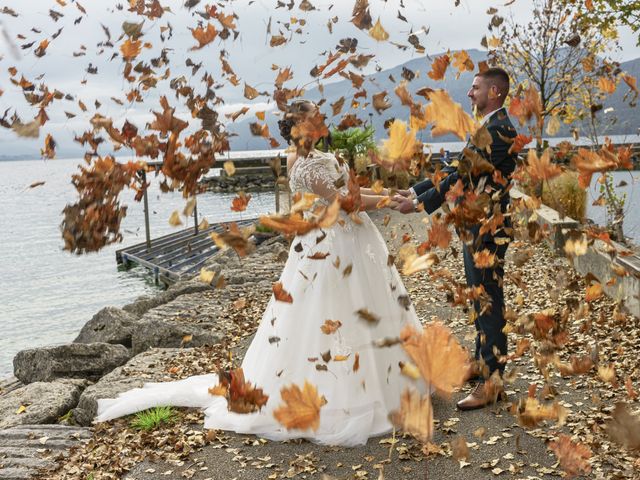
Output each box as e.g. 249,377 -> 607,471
131,319 -> 220,355
73,348 -> 183,426
74,306 -> 138,347
0,379 -> 87,429
122,280 -> 213,318
13,343 -> 130,383
130,291 -> 222,355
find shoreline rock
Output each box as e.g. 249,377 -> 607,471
13,343 -> 130,384
1,236 -> 289,432
0,379 -> 88,429
200,173 -> 275,193
74,307 -> 138,348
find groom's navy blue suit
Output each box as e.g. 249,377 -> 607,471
413,108 -> 518,377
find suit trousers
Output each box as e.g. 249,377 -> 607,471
462,235 -> 509,378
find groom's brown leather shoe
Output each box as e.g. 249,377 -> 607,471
456,382 -> 505,411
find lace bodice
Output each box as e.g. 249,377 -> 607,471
288,150 -> 349,201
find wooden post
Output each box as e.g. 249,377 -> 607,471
275,179 -> 280,213
193,195 -> 199,235
141,169 -> 151,251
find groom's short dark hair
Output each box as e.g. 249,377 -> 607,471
476,67 -> 510,98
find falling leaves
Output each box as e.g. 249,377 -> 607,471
424,89 -> 477,140
525,148 -> 562,182
389,388 -> 433,443
40,134 -> 56,159
190,23 -> 217,49
400,322 -> 468,396
120,39 -> 142,61
427,54 -> 450,81
272,281 -> 293,303
230,192 -> 251,212
378,119 -> 420,171
320,319 -> 342,335
273,381 -> 327,431
208,368 -> 269,414
606,403 -> 640,450
368,18 -> 389,42
549,435 -> 592,478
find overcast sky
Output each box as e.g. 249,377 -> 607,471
1,0 -> 638,157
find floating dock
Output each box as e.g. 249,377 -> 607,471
115,218 -> 257,286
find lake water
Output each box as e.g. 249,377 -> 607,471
0,157 -> 638,378
0,158 -> 276,378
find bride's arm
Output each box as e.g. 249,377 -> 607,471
359,194 -> 396,211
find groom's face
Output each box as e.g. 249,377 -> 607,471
467,76 -> 490,115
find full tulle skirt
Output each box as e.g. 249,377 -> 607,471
96,213 -> 426,446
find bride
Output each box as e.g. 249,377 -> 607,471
96,100 -> 428,446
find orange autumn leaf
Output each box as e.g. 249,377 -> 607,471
427,215 -> 452,250
424,89 -> 478,141
452,50 -> 474,76
572,148 -> 618,188
209,368 -> 269,414
190,23 -> 217,50
526,148 -> 562,182
369,17 -> 389,42
320,319 -> 342,334
273,381 -> 327,431
120,39 -> 142,61
210,223 -> 255,258
389,388 -> 434,443
34,39 -> 50,57
379,119 -> 420,171
515,397 -> 568,428
230,192 -> 251,212
260,198 -> 339,236
290,111 -> 329,147
549,435 -> 592,478
621,73 -> 638,93
243,83 -> 260,100
272,282 -> 293,303
40,134 -> 56,159
508,85 -> 542,128
400,322 -> 469,396
473,249 -> 496,268
597,76 -> 616,94
585,282 -> 603,302
428,54 -> 450,81
508,133 -> 533,154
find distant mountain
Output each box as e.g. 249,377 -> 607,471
227,49 -> 640,150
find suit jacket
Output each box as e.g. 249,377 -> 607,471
413,108 -> 517,215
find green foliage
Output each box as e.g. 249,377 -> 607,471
58,410 -> 73,424
130,406 -> 176,431
255,223 -> 274,233
599,172 -> 627,240
542,171 -> 587,221
573,0 -> 640,46
329,126 -> 376,162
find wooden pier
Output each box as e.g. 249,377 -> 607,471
115,218 -> 258,286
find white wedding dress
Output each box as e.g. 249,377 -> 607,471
96,150 -> 426,446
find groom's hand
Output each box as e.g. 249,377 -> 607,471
392,195 -> 416,214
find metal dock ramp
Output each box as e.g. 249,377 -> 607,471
115,218 -> 258,286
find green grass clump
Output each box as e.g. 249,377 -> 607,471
542,171 -> 587,221
130,406 -> 176,431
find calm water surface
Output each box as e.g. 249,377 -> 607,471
0,158 -> 275,377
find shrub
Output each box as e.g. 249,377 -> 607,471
541,171 -> 586,221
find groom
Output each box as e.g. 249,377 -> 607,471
393,67 -> 518,410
